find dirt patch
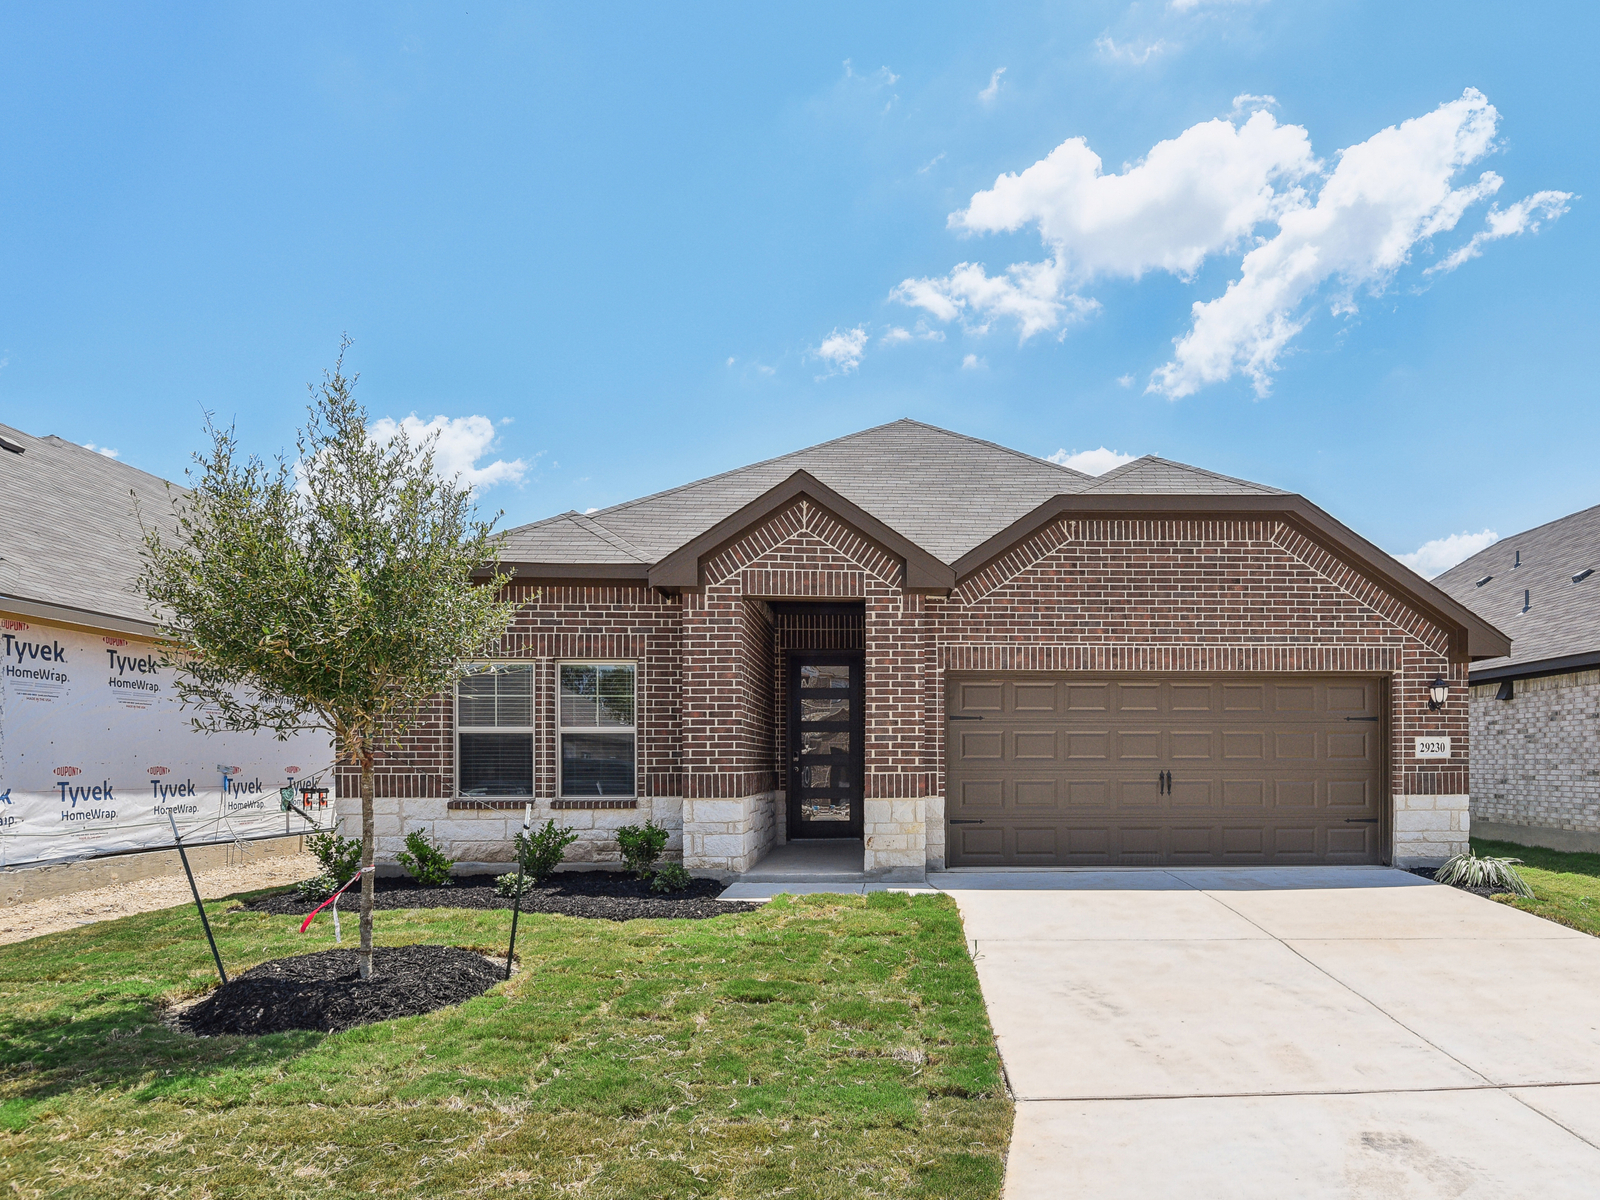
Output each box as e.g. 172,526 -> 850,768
0,851 -> 322,946
238,871 -> 760,922
176,944 -> 504,1036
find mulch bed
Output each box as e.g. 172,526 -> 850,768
237,871 -> 760,922
176,944 -> 503,1036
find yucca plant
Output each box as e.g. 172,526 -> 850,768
1434,849 -> 1535,899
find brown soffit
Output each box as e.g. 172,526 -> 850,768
471,563 -> 650,585
951,493 -> 1512,663
647,469 -> 957,593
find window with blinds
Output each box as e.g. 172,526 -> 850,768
456,665 -> 534,796
559,662 -> 636,797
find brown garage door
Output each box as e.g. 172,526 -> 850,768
945,674 -> 1386,867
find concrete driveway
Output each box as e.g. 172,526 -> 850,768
937,867 -> 1600,1198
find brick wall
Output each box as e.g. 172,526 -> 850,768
1469,669 -> 1600,852
363,508 -> 1472,874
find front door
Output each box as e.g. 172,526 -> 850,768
787,653 -> 864,839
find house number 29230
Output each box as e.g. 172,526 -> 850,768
1414,737 -> 1452,759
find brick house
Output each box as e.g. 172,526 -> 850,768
354,420 -> 1507,878
1435,504 -> 1600,853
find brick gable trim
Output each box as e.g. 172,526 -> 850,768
948,493 -> 1508,662
649,469 -> 954,592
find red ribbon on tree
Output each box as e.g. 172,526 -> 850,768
299,865 -> 375,940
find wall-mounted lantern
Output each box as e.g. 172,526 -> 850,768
1427,676 -> 1449,711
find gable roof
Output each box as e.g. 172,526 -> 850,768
1433,503 -> 1600,679
499,420 -> 1282,571
0,422 -> 181,633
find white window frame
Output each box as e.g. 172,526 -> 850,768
557,659 -> 638,800
454,661 -> 536,799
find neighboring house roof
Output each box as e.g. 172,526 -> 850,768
494,418 -> 1509,661
1434,503 -> 1600,680
0,422 -> 180,634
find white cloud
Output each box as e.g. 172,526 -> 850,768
1426,189 -> 1574,274
893,108 -> 1316,340
82,442 -> 119,458
880,323 -> 944,345
726,356 -> 736,366
1150,90 -> 1540,397
1229,93 -> 1277,119
814,326 -> 868,376
1095,36 -> 1172,64
1048,446 -> 1139,475
1170,0 -> 1258,10
961,353 -> 985,370
366,413 -> 528,492
918,152 -> 946,175
893,88 -> 1567,396
979,67 -> 1006,103
1396,528 -> 1499,579
1115,373 -> 1136,388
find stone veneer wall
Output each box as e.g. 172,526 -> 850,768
1469,669 -> 1600,853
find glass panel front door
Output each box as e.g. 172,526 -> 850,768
788,655 -> 863,838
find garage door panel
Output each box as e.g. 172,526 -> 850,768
1013,730 -> 1059,760
1273,683 -> 1317,712
1115,683 -> 1161,711
1170,730 -> 1214,760
1171,683 -> 1215,712
1014,827 -> 1057,858
1118,779 -> 1162,808
1116,731 -> 1161,760
958,683 -> 1004,712
946,673 -> 1386,867
1014,683 -> 1059,713
1067,731 -> 1109,760
1275,730 -> 1317,760
1014,779 -> 1059,809
1223,730 -> 1266,760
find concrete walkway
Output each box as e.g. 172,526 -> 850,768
936,866 -> 1600,1198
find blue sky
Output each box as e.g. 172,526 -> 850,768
1,2 -> 1592,575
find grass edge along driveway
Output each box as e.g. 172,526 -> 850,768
0,889 -> 1009,1199
1475,835 -> 1600,937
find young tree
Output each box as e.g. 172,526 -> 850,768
140,340 -> 518,979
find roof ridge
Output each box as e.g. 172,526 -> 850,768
1082,454 -> 1283,494
514,418 -> 1089,533
568,512 -> 651,562
0,424 -> 184,493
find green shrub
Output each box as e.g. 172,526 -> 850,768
650,862 -> 692,893
514,820 -> 579,885
616,820 -> 669,877
1435,849 -> 1534,898
397,827 -> 456,887
306,829 -> 362,885
297,829 -> 363,897
494,871 -> 534,899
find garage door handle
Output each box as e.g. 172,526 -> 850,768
948,715 -> 984,721
1344,818 -> 1379,824
949,819 -> 985,824
1344,717 -> 1380,722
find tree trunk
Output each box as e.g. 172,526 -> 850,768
358,735 -> 376,980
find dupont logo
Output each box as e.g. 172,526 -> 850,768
102,636 -> 129,648
217,763 -> 241,775
1,619 -> 26,632
54,765 -> 82,777
284,765 -> 301,775
147,766 -> 170,776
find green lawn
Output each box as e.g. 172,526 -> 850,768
1473,836 -> 1600,936
0,890 -> 1009,1199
